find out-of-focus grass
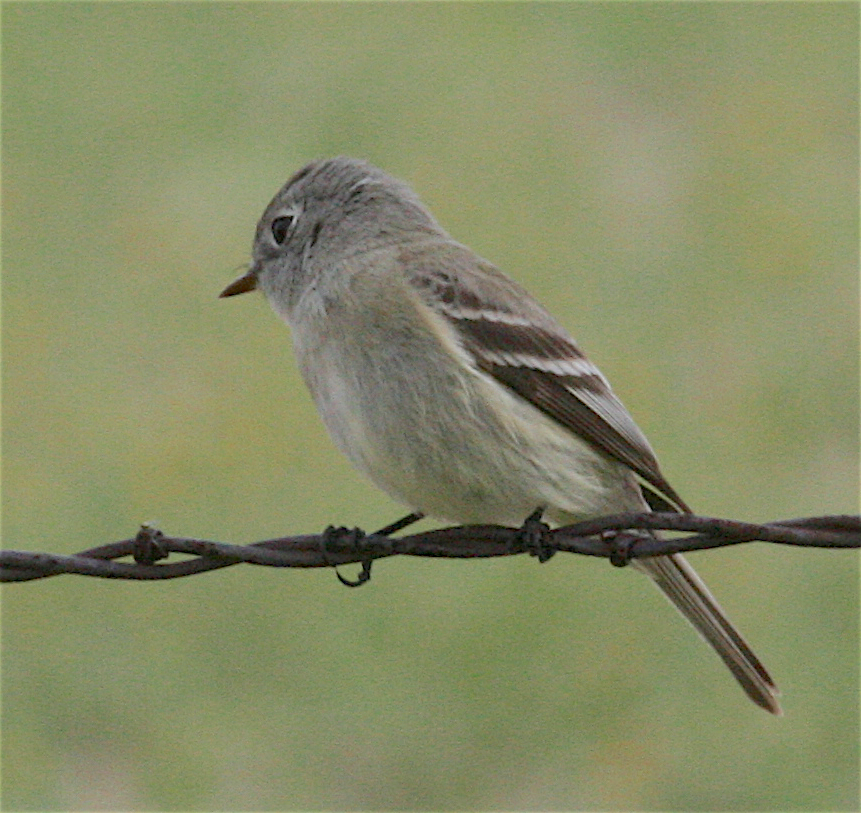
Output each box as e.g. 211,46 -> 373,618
3,4 -> 858,811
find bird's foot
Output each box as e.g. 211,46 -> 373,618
325,512 -> 425,588
320,525 -> 371,587
519,507 -> 554,562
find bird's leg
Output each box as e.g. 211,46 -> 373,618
374,511 -> 425,537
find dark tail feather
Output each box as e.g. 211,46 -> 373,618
636,553 -> 782,715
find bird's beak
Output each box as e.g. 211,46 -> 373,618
219,269 -> 258,298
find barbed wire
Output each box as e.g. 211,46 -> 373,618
1,512 -> 858,584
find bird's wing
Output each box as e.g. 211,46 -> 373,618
402,241 -> 690,513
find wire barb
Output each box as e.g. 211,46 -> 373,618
1,513 -> 858,583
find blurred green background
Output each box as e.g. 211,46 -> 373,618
2,3 -> 858,811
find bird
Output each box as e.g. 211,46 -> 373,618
220,156 -> 781,714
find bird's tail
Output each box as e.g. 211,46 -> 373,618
635,552 -> 782,715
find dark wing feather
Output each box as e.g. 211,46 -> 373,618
403,242 -> 690,513
482,361 -> 689,512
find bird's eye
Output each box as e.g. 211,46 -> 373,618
271,215 -> 295,245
